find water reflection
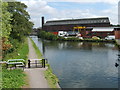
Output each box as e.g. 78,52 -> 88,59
31,36 -> 118,88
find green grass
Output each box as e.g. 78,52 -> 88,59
30,38 -> 43,59
44,64 -> 59,88
0,67 -> 2,90
2,69 -> 26,88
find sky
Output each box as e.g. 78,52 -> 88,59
17,0 -> 119,28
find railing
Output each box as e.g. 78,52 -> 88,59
6,59 -> 25,70
0,58 -> 47,70
28,59 -> 47,68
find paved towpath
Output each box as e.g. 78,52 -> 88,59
24,38 -> 49,88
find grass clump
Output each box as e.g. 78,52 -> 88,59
2,69 -> 26,88
44,64 -> 59,88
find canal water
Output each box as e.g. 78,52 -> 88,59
31,36 -> 119,88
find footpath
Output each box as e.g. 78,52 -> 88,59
24,38 -> 49,88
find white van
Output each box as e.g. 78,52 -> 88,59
58,31 -> 68,37
105,35 -> 115,40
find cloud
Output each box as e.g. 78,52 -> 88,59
21,0 -> 57,27
100,5 -> 118,24
20,0 -> 119,27
46,0 -> 119,5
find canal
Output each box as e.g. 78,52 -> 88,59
31,36 -> 119,88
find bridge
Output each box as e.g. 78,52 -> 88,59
30,28 -> 41,36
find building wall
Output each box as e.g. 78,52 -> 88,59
92,31 -> 114,38
43,23 -> 110,32
114,28 -> 120,39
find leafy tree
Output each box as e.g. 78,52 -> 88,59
1,1 -> 12,38
0,1 -> 12,58
7,2 -> 34,41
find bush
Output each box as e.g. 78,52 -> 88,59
3,37 -> 28,62
38,31 -> 58,40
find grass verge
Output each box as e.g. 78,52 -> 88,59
30,38 -> 43,59
30,37 -> 59,88
44,64 -> 59,88
2,69 -> 26,88
2,37 -> 29,88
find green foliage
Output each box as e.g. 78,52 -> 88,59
1,2 -> 12,38
2,69 -> 26,88
7,2 -> 34,41
30,38 -> 43,59
3,38 -> 28,61
44,64 -> 59,88
38,31 -> 58,41
65,37 -> 80,41
38,31 -> 115,43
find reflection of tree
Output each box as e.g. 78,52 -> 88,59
81,42 -> 92,50
42,39 -> 45,57
118,47 -> 120,88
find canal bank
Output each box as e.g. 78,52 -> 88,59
24,37 -> 60,88
24,38 -> 49,88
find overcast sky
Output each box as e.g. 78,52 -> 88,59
17,0 -> 119,28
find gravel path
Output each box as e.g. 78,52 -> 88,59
24,38 -> 49,88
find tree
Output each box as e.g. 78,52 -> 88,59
1,1 -> 12,38
7,2 -> 34,41
1,1 -> 12,58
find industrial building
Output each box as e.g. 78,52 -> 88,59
42,17 -> 110,32
41,17 -> 120,39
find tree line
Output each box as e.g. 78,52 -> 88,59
1,0 -> 34,59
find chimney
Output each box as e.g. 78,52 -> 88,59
42,16 -> 44,29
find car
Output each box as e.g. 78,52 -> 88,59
78,37 -> 83,39
105,35 -> 115,40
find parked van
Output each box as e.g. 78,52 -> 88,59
105,35 -> 115,40
58,31 -> 68,37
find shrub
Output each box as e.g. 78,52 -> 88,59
38,31 -> 58,41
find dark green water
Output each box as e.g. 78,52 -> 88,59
31,36 -> 119,88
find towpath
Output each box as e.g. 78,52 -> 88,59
24,38 -> 49,88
